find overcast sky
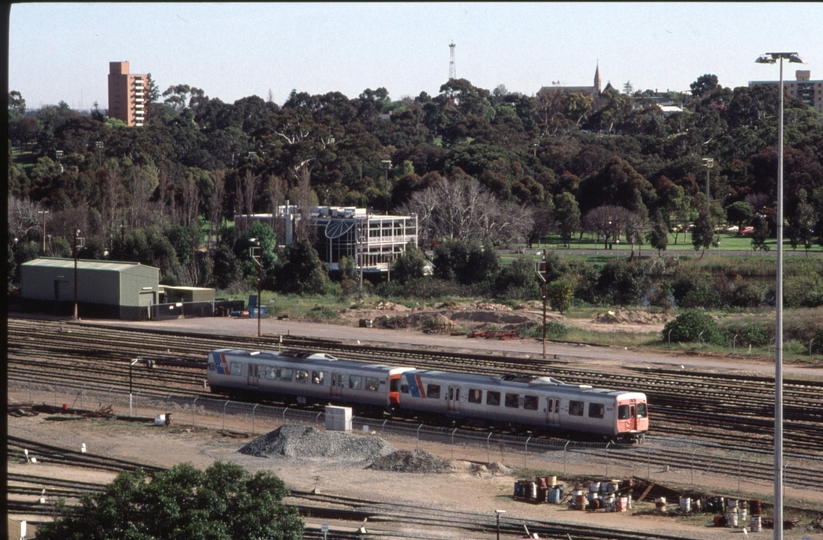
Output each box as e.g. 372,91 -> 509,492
9,2 -> 823,110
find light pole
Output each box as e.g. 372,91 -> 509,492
249,239 -> 262,337
755,51 -> 805,540
535,251 -> 548,359
495,509 -> 505,540
701,157 -> 713,215
38,210 -> 49,253
73,229 -> 82,320
120,222 -> 125,261
129,358 -> 139,417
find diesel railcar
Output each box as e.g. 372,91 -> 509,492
397,371 -> 647,441
207,348 -> 413,414
206,349 -> 648,441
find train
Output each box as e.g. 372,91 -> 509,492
207,348 -> 648,442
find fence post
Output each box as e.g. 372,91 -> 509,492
252,404 -> 259,435
738,456 -> 743,492
106,387 -> 113,404
416,424 -> 423,450
604,442 -> 610,477
564,441 -> 570,475
283,408 -> 289,422
487,432 -> 493,463
691,449 -> 698,484
222,401 -> 229,430
382,419 -> 388,434
316,412 -> 322,426
525,437 -> 531,468
134,390 -> 140,416
192,397 -> 198,427
648,446 -> 652,479
451,428 -> 457,460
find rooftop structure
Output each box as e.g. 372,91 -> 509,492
749,70 -> 823,114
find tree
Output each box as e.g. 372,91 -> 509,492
275,239 -> 329,294
622,81 -> 634,95
432,238 -> 499,285
35,461 -> 304,540
8,90 -> 26,118
691,211 -> 718,257
725,200 -> 754,226
553,191 -> 581,247
751,217 -> 770,252
582,205 -> 632,249
690,74 -> 720,98
547,278 -> 575,314
646,210 -> 669,254
391,242 -> 427,284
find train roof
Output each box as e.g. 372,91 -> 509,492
405,370 -> 632,396
211,348 -> 406,372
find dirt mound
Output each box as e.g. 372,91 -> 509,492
594,309 -> 672,325
368,449 -> 451,473
374,301 -> 410,311
473,302 -> 512,311
239,424 -> 396,462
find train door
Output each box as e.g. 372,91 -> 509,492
447,386 -> 461,414
617,398 -> 638,432
247,364 -> 260,389
330,372 -> 344,398
545,397 -> 560,426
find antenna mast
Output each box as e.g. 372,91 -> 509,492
449,41 -> 456,80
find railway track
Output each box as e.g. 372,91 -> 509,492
3,437 -> 729,540
9,318 -> 823,456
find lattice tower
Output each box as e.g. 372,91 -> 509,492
449,41 -> 456,80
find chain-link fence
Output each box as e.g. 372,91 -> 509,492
10,378 -> 823,492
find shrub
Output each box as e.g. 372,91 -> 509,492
547,279 -> 575,314
308,306 -> 338,320
727,281 -> 767,308
662,309 -> 723,345
813,328 -> 823,355
739,324 -> 770,346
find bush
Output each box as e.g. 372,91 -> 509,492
662,309 -> 723,345
727,281 -> 767,308
740,324 -> 770,346
308,305 -> 338,320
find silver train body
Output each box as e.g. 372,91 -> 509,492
206,349 -> 648,440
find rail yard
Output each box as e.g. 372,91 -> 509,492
7,315 -> 823,538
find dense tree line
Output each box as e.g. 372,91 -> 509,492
7,73 -> 823,308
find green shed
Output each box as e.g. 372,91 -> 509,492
20,258 -> 160,320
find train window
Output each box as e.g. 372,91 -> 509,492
568,400 -> 584,416
504,393 -> 519,408
524,395 -> 539,410
312,371 -> 325,385
637,403 -> 647,418
427,384 -> 440,399
265,366 -> 277,379
208,362 -> 215,372
618,405 -> 629,419
548,399 -> 553,412
230,362 -> 242,376
365,377 -> 379,391
389,378 -> 399,392
400,384 -> 409,394
349,375 -> 362,390
486,391 -> 501,406
278,368 -> 293,381
588,403 -> 605,419
468,389 -> 482,404
295,370 -> 308,383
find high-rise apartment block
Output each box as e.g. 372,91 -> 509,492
749,70 -> 823,114
108,61 -> 148,127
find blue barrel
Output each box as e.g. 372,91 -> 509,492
548,485 -> 564,503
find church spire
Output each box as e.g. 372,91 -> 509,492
594,62 -> 602,94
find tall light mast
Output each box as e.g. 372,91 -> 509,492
449,41 -> 456,80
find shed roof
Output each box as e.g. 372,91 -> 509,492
21,258 -> 157,273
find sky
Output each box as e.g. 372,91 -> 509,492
9,2 -> 823,111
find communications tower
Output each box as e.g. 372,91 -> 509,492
449,41 -> 456,80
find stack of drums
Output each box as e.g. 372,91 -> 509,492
679,496 -> 691,513
726,499 -> 739,528
536,477 -> 548,503
739,500 -> 748,522
655,497 -> 667,513
749,499 -> 762,532
602,493 -> 616,512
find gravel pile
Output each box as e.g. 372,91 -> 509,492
368,449 -> 452,473
240,425 -> 396,462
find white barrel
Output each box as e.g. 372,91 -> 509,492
728,499 -> 739,508
680,497 -> 691,513
726,511 -> 739,527
750,516 -> 762,532
589,481 -> 601,493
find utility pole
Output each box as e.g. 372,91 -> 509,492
535,250 -> 548,359
120,222 -> 125,260
250,239 -> 262,337
73,229 -> 83,320
702,157 -> 714,215
38,210 -> 49,253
